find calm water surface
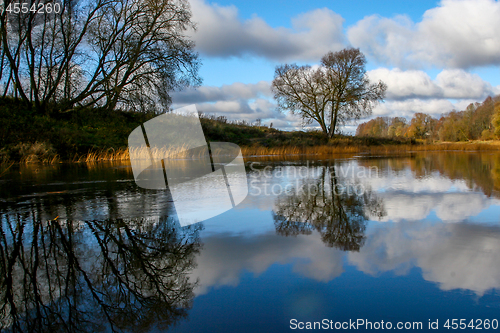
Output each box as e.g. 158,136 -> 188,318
2,152 -> 500,332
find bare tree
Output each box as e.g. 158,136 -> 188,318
0,0 -> 201,115
271,48 -> 386,138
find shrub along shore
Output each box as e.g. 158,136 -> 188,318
2,97 -> 500,165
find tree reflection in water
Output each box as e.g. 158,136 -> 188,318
0,213 -> 201,332
273,164 -> 385,251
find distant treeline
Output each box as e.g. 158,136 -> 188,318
356,95 -> 500,141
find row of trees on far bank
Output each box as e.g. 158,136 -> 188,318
356,96 -> 500,141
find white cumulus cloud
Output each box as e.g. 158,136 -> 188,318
349,222 -> 500,295
189,0 -> 346,61
348,0 -> 500,69
190,232 -> 345,295
367,68 -> 499,101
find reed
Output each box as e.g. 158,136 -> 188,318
72,148 -> 131,163
242,141 -> 500,157
241,145 -> 360,156
74,145 -> 213,163
17,140 -> 500,165
14,142 -> 60,164
372,142 -> 500,152
0,161 -> 14,178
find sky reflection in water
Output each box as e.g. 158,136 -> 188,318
1,152 -> 500,332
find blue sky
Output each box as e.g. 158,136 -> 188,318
171,0 -> 500,132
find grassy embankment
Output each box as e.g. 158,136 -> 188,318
2,96 -> 500,165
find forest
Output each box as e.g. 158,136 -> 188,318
356,95 -> 500,141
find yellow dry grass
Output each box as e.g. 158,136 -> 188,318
21,154 -> 60,164
75,145 -> 212,163
15,142 -> 60,164
72,148 -> 130,163
242,142 -> 500,156
0,161 -> 15,177
241,145 -> 359,156
21,140 -> 500,165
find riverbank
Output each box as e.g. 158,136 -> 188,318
0,96 -> 411,164
4,140 -> 500,166
3,96 -> 500,165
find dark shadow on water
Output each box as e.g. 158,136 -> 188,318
0,212 -> 202,333
273,163 -> 386,251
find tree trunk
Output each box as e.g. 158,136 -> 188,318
329,108 -> 339,138
319,120 -> 328,137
